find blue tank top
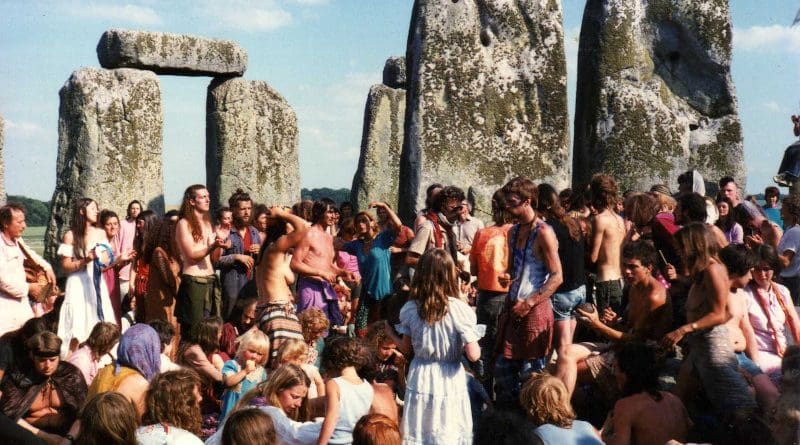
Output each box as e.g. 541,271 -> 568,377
508,222 -> 549,301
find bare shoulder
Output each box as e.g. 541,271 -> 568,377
646,277 -> 667,302
62,230 -> 74,244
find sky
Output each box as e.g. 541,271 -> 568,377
0,0 -> 798,205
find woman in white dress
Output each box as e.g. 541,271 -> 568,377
57,198 -> 122,357
392,248 -> 481,445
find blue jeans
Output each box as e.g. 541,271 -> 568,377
493,355 -> 547,404
551,285 -> 586,321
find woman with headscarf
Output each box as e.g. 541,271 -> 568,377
88,323 -> 161,419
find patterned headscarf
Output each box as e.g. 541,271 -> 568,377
115,324 -> 161,382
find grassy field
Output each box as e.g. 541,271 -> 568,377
25,226 -> 46,256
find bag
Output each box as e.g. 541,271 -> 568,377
19,241 -> 56,303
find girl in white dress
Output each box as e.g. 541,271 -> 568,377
57,198 -> 121,357
392,248 -> 481,445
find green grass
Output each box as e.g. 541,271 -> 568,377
25,226 -> 47,256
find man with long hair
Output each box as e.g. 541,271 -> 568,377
291,201 -> 354,329
175,185 -> 228,337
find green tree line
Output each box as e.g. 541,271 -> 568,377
7,195 -> 49,226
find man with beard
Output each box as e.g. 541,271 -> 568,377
406,186 -> 465,267
291,201 -> 355,328
218,189 -> 262,318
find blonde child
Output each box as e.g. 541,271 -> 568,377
276,339 -> 325,399
317,337 -> 373,445
299,307 -> 330,367
220,329 -> 270,420
365,321 -> 406,396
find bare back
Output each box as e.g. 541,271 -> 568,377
176,218 -> 215,276
592,209 -> 625,281
608,391 -> 689,445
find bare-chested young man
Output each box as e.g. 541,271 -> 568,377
714,245 -> 778,410
662,222 -> 757,413
254,206 -> 309,365
174,184 -> 228,337
556,239 -> 671,397
589,174 -> 626,314
291,201 -> 354,328
601,341 -> 690,445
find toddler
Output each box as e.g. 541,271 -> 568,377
220,329 -> 270,420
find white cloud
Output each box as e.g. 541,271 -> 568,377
63,2 -> 162,25
733,24 -> 800,53
288,0 -> 329,5
762,101 -> 784,113
563,26 -> 580,76
4,120 -> 47,140
197,0 -> 292,32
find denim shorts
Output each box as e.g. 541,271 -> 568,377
550,285 -> 586,321
735,351 -> 764,376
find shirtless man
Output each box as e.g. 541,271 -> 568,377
602,342 -> 690,445
662,222 -> 757,413
589,174 -> 626,314
291,201 -> 354,328
556,239 -> 671,397
175,185 -> 228,337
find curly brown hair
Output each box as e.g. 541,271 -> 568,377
179,185 -> 210,242
321,336 -> 367,373
365,321 -> 391,351
298,308 -> 330,343
142,369 -> 202,435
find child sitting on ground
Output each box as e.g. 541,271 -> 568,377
316,337 -> 374,445
365,321 -> 406,397
275,338 -> 325,400
220,329 -> 269,420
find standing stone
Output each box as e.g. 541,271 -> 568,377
207,78 -> 300,210
398,0 -> 570,222
573,0 -> 745,192
350,66 -> 406,211
45,68 -> 163,262
0,113 -> 5,205
97,29 -> 248,77
382,56 -> 407,89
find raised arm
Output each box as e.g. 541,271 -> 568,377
270,207 -> 310,253
370,202 -> 401,233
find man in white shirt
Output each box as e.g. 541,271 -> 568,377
0,203 -> 55,335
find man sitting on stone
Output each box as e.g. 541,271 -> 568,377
774,115 -> 800,187
556,239 -> 671,399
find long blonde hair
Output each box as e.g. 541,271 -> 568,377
675,222 -> 720,275
410,249 -> 459,324
235,364 -> 310,421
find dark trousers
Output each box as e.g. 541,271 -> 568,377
475,290 -> 506,396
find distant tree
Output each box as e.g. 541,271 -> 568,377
301,188 -> 351,205
6,195 -> 50,226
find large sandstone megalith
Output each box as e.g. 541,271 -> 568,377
97,29 -> 247,77
572,0 -> 745,192
45,68 -> 163,261
0,113 -> 5,205
350,58 -> 407,211
398,0 -> 570,221
206,78 -> 300,209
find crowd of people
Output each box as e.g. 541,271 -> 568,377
0,163 -> 799,444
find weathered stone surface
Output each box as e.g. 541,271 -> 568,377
0,113 -> 5,206
351,84 -> 406,211
382,56 -> 406,89
398,0 -> 570,222
207,78 -> 300,209
572,0 -> 745,192
97,29 -> 247,77
45,68 -> 164,262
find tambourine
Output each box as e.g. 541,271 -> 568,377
93,243 -> 115,269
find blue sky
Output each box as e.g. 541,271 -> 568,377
0,0 -> 798,205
